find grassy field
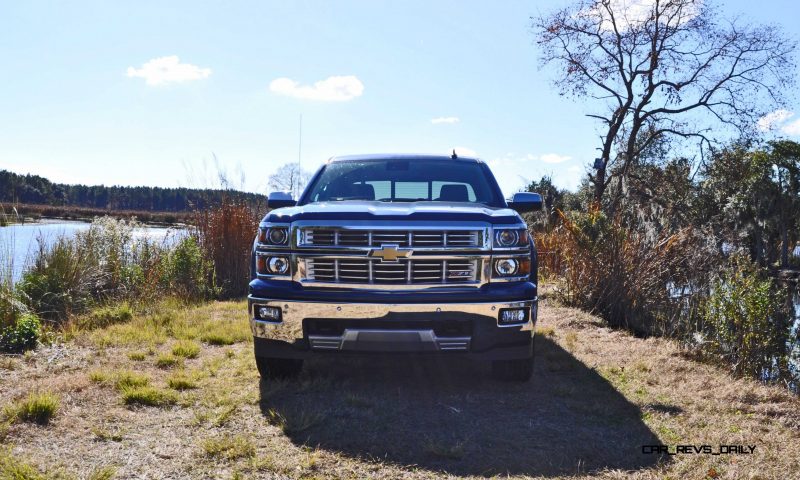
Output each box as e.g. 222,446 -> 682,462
1,300 -> 799,479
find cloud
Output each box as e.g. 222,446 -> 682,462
783,119 -> 800,136
757,109 -> 794,131
126,56 -> 211,86
537,153 -> 572,164
269,75 -> 364,101
581,0 -> 700,32
431,116 -> 460,124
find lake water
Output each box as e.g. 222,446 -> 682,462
0,220 -> 181,283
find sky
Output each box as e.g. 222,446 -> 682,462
1,0 -> 798,197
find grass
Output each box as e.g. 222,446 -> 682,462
167,372 -> 198,391
155,353 -> 182,368
3,391 -> 59,425
89,300 -> 250,348
3,300 -> 800,479
121,386 -> 177,407
172,340 -> 201,359
127,351 -> 146,361
0,449 -> 46,480
201,434 -> 256,460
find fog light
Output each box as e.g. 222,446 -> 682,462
494,258 -> 519,276
499,308 -> 529,325
268,256 -> 289,274
256,305 -> 282,321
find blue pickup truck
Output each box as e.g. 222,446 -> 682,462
249,154 -> 542,381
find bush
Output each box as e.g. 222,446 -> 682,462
0,313 -> 40,353
700,256 -> 791,379
162,236 -> 218,302
548,207 -> 719,335
193,196 -> 260,299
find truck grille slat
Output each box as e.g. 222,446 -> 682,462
301,228 -> 481,248
305,258 -> 480,285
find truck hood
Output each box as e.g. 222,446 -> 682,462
262,201 -> 522,225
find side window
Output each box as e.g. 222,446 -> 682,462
433,182 -> 476,201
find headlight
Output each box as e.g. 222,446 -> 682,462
256,255 -> 290,276
493,257 -> 531,278
268,256 -> 289,274
260,227 -> 289,245
494,229 -> 530,248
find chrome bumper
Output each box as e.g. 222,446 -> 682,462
248,297 -> 536,353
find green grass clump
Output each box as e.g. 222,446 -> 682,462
202,434 -> 255,459
167,373 -> 198,391
4,391 -> 59,425
156,353 -> 182,369
121,386 -> 177,407
172,340 -> 200,359
128,351 -> 146,361
113,371 -> 150,391
81,303 -> 133,330
200,332 -> 235,346
0,449 -> 46,479
87,465 -> 117,480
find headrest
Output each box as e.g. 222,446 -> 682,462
437,184 -> 469,202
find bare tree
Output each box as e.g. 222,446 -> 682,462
267,163 -> 313,199
534,0 -> 796,208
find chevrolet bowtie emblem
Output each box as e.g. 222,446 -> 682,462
369,244 -> 413,262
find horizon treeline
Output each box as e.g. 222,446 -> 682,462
0,169 -> 265,212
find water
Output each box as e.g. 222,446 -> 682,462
0,220 -> 180,283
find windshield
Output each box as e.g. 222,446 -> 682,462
300,159 -> 504,206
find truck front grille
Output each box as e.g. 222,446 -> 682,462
304,258 -> 479,285
301,229 -> 480,248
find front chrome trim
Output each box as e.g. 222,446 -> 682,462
249,297 -> 537,344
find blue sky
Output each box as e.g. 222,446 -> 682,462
1,0 -> 798,196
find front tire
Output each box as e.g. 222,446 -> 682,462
491,357 -> 533,382
256,357 -> 303,379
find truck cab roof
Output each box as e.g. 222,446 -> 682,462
328,153 -> 483,164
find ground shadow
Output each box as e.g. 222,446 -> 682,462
258,336 -> 666,476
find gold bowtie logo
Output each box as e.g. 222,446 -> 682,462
369,244 -> 413,262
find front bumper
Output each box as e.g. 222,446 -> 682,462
248,296 -> 537,360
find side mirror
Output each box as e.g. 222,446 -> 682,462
507,192 -> 543,213
267,191 -> 296,209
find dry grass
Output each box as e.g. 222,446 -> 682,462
1,300 -> 799,479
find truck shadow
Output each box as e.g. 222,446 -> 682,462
258,336 -> 666,476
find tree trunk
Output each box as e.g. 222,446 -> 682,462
780,223 -> 789,268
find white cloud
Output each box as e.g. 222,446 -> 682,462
783,119 -> 800,136
757,109 -> 794,131
537,153 -> 572,164
431,116 -> 460,124
451,146 -> 477,157
126,56 -> 211,86
581,0 -> 700,32
269,75 -> 364,101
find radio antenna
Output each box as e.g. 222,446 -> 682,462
298,114 -> 303,171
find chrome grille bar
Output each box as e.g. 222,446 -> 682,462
300,228 -> 480,248
305,258 -> 480,285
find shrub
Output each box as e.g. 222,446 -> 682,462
0,313 -> 40,353
546,207 -> 719,335
162,236 -> 218,302
700,256 -> 791,379
193,196 -> 260,299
